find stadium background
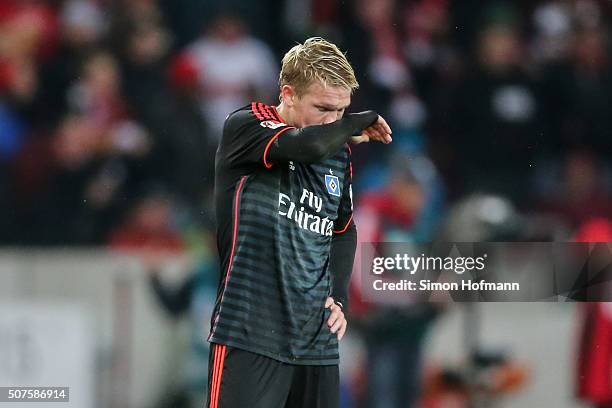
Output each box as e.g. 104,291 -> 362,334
0,0 -> 611,407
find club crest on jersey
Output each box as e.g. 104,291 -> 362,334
325,174 -> 341,197
260,120 -> 286,129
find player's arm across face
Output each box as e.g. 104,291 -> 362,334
267,111 -> 391,164
316,103 -> 392,145
350,115 -> 392,145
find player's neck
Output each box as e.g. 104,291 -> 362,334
275,102 -> 295,127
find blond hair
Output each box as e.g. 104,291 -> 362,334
279,37 -> 359,98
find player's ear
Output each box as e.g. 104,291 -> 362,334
281,85 -> 296,107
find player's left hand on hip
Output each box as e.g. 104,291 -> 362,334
325,296 -> 347,340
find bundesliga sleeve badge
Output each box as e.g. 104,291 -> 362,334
260,120 -> 287,129
325,174 -> 341,197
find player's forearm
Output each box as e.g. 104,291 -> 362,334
268,111 -> 378,164
329,223 -> 357,310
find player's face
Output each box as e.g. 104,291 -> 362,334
290,81 -> 351,128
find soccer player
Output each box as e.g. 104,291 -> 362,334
207,37 -> 392,408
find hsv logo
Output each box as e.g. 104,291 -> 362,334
260,120 -> 286,129
325,174 -> 341,197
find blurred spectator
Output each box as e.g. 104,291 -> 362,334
161,0 -> 283,49
118,17 -> 172,122
109,192 -> 218,408
531,1 -> 573,63
402,0 -> 453,105
117,16 -> 212,205
403,0 -> 450,70
10,114 -> 102,244
533,151 -> 612,229
36,0 -> 107,127
11,48 -> 154,243
540,25 -> 612,158
0,2 -> 611,406
160,53 -> 214,205
14,112 -> 150,244
0,0 -> 58,126
1,0 -> 609,249
341,0 -> 409,114
109,190 -> 184,252
450,22 -> 541,205
350,153 -> 443,408
61,0 -> 107,44
181,13 -> 278,138
66,51 -> 126,125
144,239 -> 218,408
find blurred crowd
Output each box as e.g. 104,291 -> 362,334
1,0 -> 611,246
1,0 -> 612,407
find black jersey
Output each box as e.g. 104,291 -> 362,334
209,102 -> 354,365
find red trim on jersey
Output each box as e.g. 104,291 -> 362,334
272,105 -> 285,122
258,103 -> 271,120
264,105 -> 278,121
223,177 -> 245,288
251,102 -> 264,120
333,145 -> 353,233
209,176 -> 246,338
258,102 -> 274,120
346,144 -> 353,178
333,214 -> 353,234
263,126 -> 295,169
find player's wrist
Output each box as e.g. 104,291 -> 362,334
333,298 -> 345,310
345,111 -> 378,135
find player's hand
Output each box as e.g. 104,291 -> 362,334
351,115 -> 392,145
325,297 -> 347,340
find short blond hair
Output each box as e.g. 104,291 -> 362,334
279,37 -> 359,98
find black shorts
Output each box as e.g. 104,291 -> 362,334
205,343 -> 339,408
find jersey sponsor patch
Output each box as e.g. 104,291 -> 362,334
260,120 -> 287,129
325,174 -> 341,197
